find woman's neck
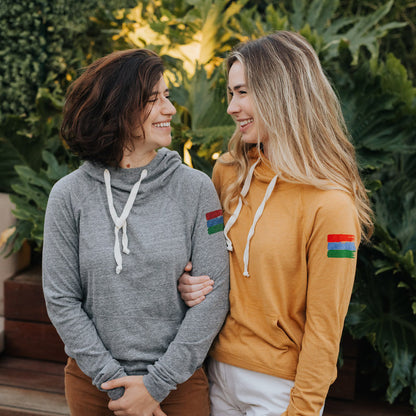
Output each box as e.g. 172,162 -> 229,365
262,141 -> 270,159
120,149 -> 157,168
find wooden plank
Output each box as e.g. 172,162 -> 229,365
0,366 -> 64,394
0,405 -> 65,416
0,386 -> 69,415
4,320 -> 66,363
4,266 -> 50,323
0,356 -> 65,376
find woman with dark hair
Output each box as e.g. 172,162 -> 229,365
42,48 -> 229,416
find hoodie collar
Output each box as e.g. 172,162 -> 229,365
80,147 -> 182,192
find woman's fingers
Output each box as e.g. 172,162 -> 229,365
185,295 -> 208,307
178,274 -> 214,306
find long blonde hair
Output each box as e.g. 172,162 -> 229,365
223,31 -> 373,241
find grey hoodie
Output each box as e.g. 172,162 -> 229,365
42,148 -> 229,402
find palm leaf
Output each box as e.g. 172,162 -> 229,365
347,272 -> 416,406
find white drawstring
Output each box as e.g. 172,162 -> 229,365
104,169 -> 147,274
223,158 -> 278,277
224,159 -> 260,251
242,175 -> 278,277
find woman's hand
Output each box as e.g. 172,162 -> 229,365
177,261 -> 214,307
102,376 -> 166,416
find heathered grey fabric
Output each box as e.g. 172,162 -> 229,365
42,148 -> 229,402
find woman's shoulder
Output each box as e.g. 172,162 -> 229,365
217,152 -> 234,163
298,184 -> 357,218
48,165 -> 90,203
301,184 -> 354,203
213,152 -> 237,176
173,163 -> 215,193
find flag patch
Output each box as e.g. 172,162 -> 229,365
327,234 -> 356,258
206,210 -> 224,235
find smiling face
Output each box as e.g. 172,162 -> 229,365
140,75 -> 176,151
227,61 -> 268,151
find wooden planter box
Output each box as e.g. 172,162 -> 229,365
4,265 -> 66,363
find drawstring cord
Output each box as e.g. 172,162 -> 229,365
104,169 -> 147,274
224,159 -> 260,251
242,175 -> 278,277
223,158 -> 278,277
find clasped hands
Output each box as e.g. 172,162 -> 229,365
101,376 -> 166,416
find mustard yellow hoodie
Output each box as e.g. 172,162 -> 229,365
210,150 -> 360,416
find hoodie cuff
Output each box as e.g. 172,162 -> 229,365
92,360 -> 127,398
143,368 -> 175,403
107,386 -> 125,400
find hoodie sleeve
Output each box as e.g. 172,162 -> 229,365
42,178 -> 127,399
283,190 -> 360,416
143,172 -> 230,402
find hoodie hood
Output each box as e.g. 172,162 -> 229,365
247,146 -> 279,183
80,147 -> 182,194
79,147 -> 182,274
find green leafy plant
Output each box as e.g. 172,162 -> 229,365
333,48 -> 416,408
0,0 -> 131,193
0,0 -> 131,253
3,151 -> 74,258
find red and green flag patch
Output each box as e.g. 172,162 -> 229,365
206,210 -> 224,235
327,234 -> 356,259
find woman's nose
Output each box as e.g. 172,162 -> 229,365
163,98 -> 176,115
227,97 -> 239,115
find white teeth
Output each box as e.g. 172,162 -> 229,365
154,122 -> 170,128
240,119 -> 253,127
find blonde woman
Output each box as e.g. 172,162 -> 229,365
178,31 -> 373,416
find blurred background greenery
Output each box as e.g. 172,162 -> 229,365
0,0 -> 415,411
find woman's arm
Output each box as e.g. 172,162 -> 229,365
42,178 -> 127,399
177,158 -> 226,307
282,191 -> 361,416
142,173 -> 230,403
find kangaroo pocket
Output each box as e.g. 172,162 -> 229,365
94,311 -> 183,365
216,304 -> 299,375
234,308 -> 294,351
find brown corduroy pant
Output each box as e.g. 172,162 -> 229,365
64,357 -> 210,416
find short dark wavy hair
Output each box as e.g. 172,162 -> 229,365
61,49 -> 164,166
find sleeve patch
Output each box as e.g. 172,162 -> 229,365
206,210 -> 224,234
327,234 -> 356,258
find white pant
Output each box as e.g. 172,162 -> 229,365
208,359 -> 324,416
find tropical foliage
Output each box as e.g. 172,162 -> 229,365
0,0 -> 415,409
